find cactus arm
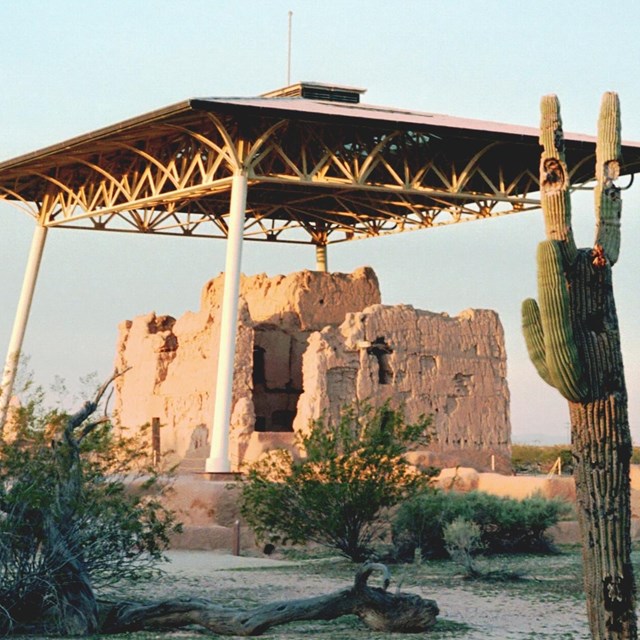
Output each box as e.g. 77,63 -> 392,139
521,298 -> 554,388
594,91 -> 622,265
539,95 -> 577,263
536,240 -> 587,402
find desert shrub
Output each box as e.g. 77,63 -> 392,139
393,490 -> 570,560
443,517 -> 483,577
391,488 -> 449,560
0,378 -> 181,634
240,403 -> 435,562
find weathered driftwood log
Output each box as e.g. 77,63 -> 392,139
98,563 -> 439,636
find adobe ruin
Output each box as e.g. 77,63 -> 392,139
113,267 -> 511,472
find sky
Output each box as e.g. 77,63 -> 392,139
1,0 -> 640,444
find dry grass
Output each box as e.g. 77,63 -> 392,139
512,444 -> 640,474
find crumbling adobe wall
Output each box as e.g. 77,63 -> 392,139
113,267 -> 380,468
113,266 -> 510,472
294,304 -> 511,471
113,300 -> 254,467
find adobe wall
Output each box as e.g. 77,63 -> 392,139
166,467 -> 640,550
113,267 -> 380,468
113,266 -> 511,472
294,304 -> 511,471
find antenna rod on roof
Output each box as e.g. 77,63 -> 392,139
287,10 -> 293,85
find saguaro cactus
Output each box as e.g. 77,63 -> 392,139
522,93 -> 636,639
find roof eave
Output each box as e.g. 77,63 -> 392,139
2,95 -> 640,177
0,99 -> 195,172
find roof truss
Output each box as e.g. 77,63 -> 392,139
0,100 -> 633,245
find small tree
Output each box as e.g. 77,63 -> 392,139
0,371 -> 181,636
240,403 -> 434,562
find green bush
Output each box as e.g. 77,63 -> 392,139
240,403 -> 435,562
392,490 -> 570,560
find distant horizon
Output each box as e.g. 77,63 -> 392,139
511,438 -> 571,447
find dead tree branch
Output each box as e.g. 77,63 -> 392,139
98,563 -> 438,636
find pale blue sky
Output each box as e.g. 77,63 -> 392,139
2,1 -> 640,443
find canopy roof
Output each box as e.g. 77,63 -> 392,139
2,83 -> 640,245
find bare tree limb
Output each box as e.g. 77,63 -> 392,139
63,368 -> 130,446
98,563 -> 438,636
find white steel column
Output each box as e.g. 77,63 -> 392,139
206,171 -> 248,473
315,244 -> 328,272
0,224 -> 48,432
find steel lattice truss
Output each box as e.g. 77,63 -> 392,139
1,95 -> 637,246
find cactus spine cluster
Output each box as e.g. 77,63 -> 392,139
522,94 -> 635,639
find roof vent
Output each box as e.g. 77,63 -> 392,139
261,82 -> 366,104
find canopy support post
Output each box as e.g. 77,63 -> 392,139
206,172 -> 248,473
0,224 -> 48,432
315,244 -> 328,272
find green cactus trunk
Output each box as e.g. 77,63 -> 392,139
571,396 -> 635,639
568,250 -> 635,639
523,94 -> 636,639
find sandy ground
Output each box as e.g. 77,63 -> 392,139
152,550 -> 591,639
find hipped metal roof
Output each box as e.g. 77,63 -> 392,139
1,83 -> 639,245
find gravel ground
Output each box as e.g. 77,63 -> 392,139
122,550 -> 591,639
